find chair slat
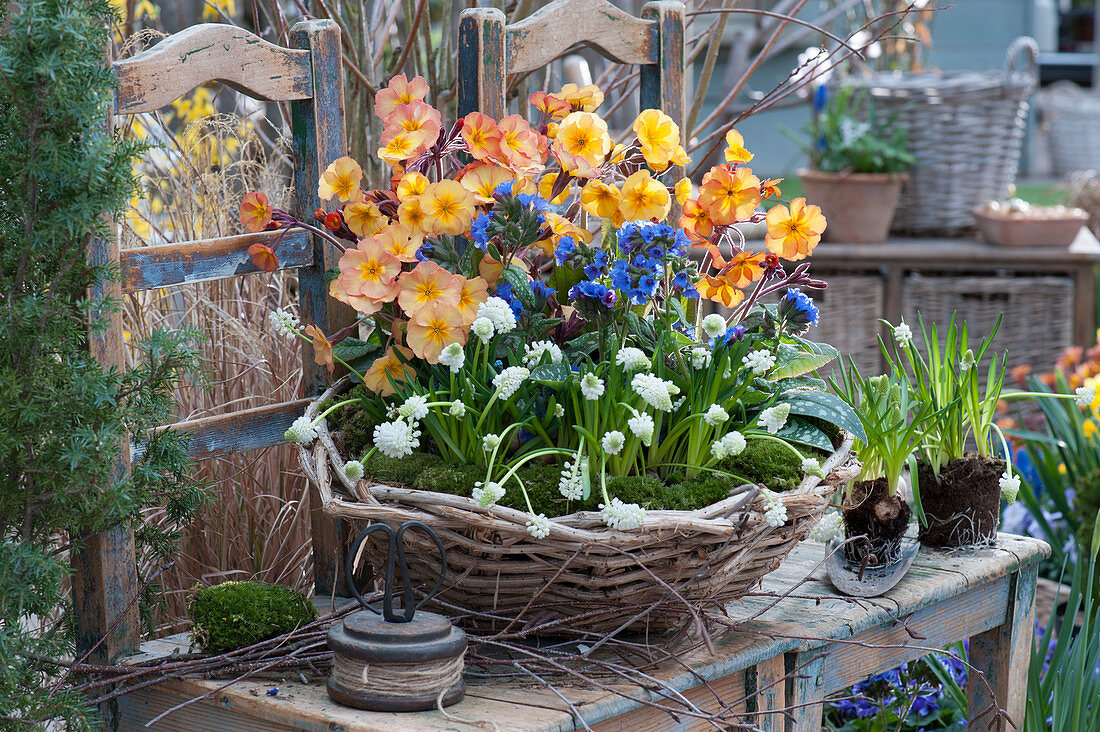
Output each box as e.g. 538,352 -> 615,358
120,229 -> 312,293
148,398 -> 313,461
505,0 -> 657,75
113,24 -> 313,114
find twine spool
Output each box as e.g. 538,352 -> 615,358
330,652 -> 465,699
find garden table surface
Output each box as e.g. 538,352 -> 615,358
118,533 -> 1047,731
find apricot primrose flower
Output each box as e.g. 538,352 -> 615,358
680,199 -> 714,241
529,91 -> 571,122
406,300 -> 470,363
398,196 -> 428,232
420,179 -> 476,236
374,73 -> 429,121
461,112 -> 502,162
239,191 -> 272,232
761,178 -> 783,199
362,345 -> 417,396
396,171 -> 429,202
764,197 -> 827,261
247,242 -> 278,272
496,114 -> 544,171
674,178 -> 693,206
303,324 -> 335,373
343,199 -> 385,237
633,109 -> 680,170
580,179 -> 621,219
455,275 -> 490,326
720,250 -> 766,288
555,111 -> 612,168
397,260 -> 462,319
387,100 -> 442,153
328,274 -> 389,315
460,162 -> 514,204
338,238 -> 402,300
698,165 -> 761,226
378,128 -> 429,166
538,173 -> 571,205
376,223 -> 423,263
723,129 -> 754,165
696,273 -> 746,308
317,156 -> 363,202
618,169 -> 671,221
558,83 -> 604,112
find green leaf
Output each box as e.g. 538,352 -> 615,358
777,417 -> 833,451
771,341 -> 838,379
333,338 -> 380,362
500,265 -> 537,308
779,389 -> 866,441
530,363 -> 572,386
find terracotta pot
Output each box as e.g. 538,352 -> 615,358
798,169 -> 907,244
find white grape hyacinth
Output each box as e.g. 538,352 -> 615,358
343,460 -> 364,482
471,316 -> 495,344
627,409 -> 655,446
476,296 -> 516,334
284,415 -> 319,444
802,457 -> 824,478
558,458 -> 586,500
690,347 -> 712,370
270,307 -> 300,339
711,431 -> 747,460
601,430 -> 626,456
493,366 -> 530,400
482,433 -> 501,452
600,497 -> 646,531
438,342 -> 466,373
809,511 -> 843,543
579,372 -> 605,400
743,349 -> 776,375
893,321 -> 913,347
631,372 -> 680,412
761,489 -> 788,527
397,394 -> 429,421
703,404 -> 729,427
472,481 -> 505,507
615,347 -> 651,371
758,403 -> 791,434
526,513 -> 551,539
523,340 -> 563,368
449,400 -> 466,418
553,403 -> 565,418
999,472 -> 1021,504
701,313 -> 727,340
372,419 -> 421,459
1076,385 -> 1096,408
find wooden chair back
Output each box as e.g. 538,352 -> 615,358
457,0 -> 685,130
78,21 -> 348,663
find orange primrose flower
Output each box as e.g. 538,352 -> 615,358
696,274 -> 745,308
496,115 -> 545,171
558,83 -> 604,112
378,129 -> 429,166
761,178 -> 783,199
680,199 -> 714,241
764,197 -> 827,261
317,156 -> 363,202
376,223 -> 423,263
396,171 -> 429,201
460,162 -> 513,204
240,191 -> 272,232
674,178 -> 693,206
406,301 -> 469,364
580,179 -> 621,219
698,166 -> 761,225
303,325 -> 334,373
479,253 -> 503,284
375,74 -> 430,121
362,346 -> 417,396
461,112 -> 503,162
454,275 -> 489,325
343,199 -> 385,237
721,250 -> 766,288
529,91 -> 572,121
337,238 -> 402,300
618,169 -> 671,221
397,261 -> 462,318
633,109 -> 680,170
723,129 -> 754,165
420,180 -> 475,236
328,274 -> 389,315
247,242 -> 278,272
386,100 -> 442,152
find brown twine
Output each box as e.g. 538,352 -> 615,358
330,652 -> 464,699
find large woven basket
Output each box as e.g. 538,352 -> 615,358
1037,81 -> 1100,176
299,376 -> 855,634
848,37 -> 1038,235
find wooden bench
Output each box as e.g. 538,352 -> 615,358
117,534 -> 1048,731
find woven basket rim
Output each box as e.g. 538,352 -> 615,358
297,375 -> 854,544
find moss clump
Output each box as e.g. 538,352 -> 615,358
720,439 -> 804,493
189,581 -> 316,653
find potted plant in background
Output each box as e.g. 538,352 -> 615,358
792,85 -> 913,244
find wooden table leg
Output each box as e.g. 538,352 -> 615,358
750,656 -> 787,732
786,651 -> 826,732
967,562 -> 1038,728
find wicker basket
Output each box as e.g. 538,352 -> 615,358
848,37 -> 1038,235
1037,81 -> 1100,177
900,273 -> 1073,373
803,273 -> 886,377
298,377 -> 856,634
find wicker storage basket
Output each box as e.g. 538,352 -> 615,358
804,273 -> 885,377
299,377 -> 856,634
1037,81 -> 1100,176
900,273 -> 1073,372
848,37 -> 1038,235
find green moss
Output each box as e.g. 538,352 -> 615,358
720,438 -> 803,493
189,581 -> 315,653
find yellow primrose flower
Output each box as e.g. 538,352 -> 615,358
317,156 -> 363,202
632,109 -> 680,170
618,169 -> 671,221
538,172 -> 570,205
724,129 -> 753,164
580,180 -> 621,219
674,178 -> 693,205
555,111 -> 612,168
420,180 -> 475,236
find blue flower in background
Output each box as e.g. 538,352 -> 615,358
532,280 -> 556,300
583,263 -> 603,279
813,83 -> 828,113
910,691 -> 941,717
554,235 -> 576,265
494,282 -> 524,318
516,192 -> 551,213
569,280 -> 610,303
494,180 -> 514,196
783,287 -> 820,326
471,212 -> 492,250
